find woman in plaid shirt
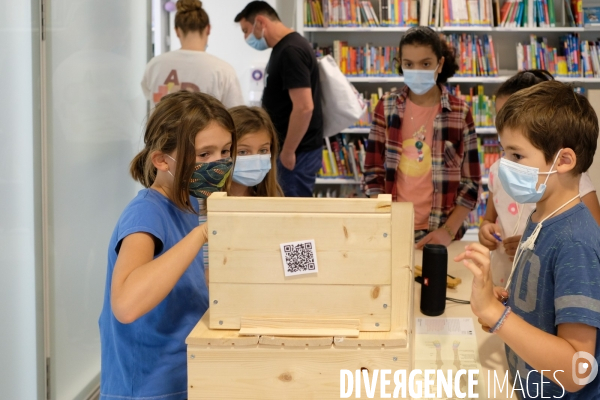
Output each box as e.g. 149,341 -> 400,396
364,27 -> 481,248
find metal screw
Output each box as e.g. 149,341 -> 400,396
219,320 -> 223,325
383,304 -> 388,309
190,354 -> 195,359
393,357 -> 397,362
213,300 -> 218,304
212,230 -> 217,235
383,233 -> 388,238
375,322 -> 380,327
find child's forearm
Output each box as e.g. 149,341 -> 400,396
445,205 -> 472,234
483,304 -> 592,392
113,226 -> 207,323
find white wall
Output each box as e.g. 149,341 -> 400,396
167,0 -> 294,105
585,90 -> 600,191
44,1 -> 149,398
0,1 -> 44,399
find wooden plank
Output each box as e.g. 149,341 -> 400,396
258,335 -> 333,347
209,283 -> 391,331
187,345 -> 410,399
185,310 -> 258,347
207,212 -> 392,252
209,249 -> 390,285
207,192 -> 392,214
240,317 -> 359,333
241,327 -> 359,337
333,330 -> 407,348
390,202 -> 414,335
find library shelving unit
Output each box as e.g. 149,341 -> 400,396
298,0 -> 600,235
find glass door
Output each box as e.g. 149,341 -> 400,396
43,0 -> 150,398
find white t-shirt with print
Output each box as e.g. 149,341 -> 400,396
487,160 -> 596,286
141,49 -> 244,108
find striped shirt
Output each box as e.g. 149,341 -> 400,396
198,199 -> 209,268
364,85 -> 481,239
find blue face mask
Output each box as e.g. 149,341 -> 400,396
245,21 -> 268,51
403,68 -> 438,95
498,150 -> 561,204
232,154 -> 271,187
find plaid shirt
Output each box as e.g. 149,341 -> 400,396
364,85 -> 481,239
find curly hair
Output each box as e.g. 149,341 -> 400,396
396,26 -> 459,84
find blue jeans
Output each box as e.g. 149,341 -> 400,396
277,147 -> 322,197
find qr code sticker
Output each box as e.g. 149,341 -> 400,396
280,239 -> 319,277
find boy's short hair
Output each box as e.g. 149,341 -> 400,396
496,80 -> 598,174
234,1 -> 280,23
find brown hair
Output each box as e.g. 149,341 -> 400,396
229,106 -> 284,197
396,27 -> 459,84
496,69 -> 554,98
175,0 -> 210,36
131,91 -> 237,212
496,80 -> 598,174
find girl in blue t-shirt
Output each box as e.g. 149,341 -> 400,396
99,91 -> 236,400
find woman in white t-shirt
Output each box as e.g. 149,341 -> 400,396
479,70 -> 600,286
141,0 -> 244,108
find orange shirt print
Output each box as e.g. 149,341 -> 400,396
152,69 -> 200,104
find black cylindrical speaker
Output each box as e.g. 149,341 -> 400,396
420,244 -> 448,316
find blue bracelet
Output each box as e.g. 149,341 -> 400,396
489,306 -> 512,334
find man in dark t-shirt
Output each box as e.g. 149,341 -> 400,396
235,1 -> 323,197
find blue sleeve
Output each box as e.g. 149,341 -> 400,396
115,200 -> 167,256
554,241 -> 600,329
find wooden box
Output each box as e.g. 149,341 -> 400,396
187,194 -> 415,399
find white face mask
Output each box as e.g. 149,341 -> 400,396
498,150 -> 561,204
403,65 -> 439,95
232,154 -> 271,187
245,20 -> 268,51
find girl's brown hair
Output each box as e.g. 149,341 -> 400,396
131,91 -> 237,213
228,106 -> 284,197
496,69 -> 554,98
396,27 -> 459,84
175,0 -> 209,36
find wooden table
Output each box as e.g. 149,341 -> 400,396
414,241 -> 511,393
186,240 -> 512,399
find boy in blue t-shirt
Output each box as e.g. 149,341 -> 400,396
456,80 -> 600,398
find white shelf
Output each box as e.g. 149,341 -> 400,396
316,177 -> 361,185
341,127 -> 370,134
305,26 -> 596,33
461,228 -> 480,242
347,75 -> 600,84
304,27 -> 412,32
340,127 -> 495,134
347,76 -> 507,83
557,77 -> 600,82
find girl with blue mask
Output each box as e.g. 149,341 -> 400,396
228,105 -> 283,197
364,26 -> 480,249
198,106 -> 283,273
99,91 -> 236,400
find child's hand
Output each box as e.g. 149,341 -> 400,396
503,235 -> 521,257
479,221 -> 502,250
477,286 -> 508,331
415,228 -> 453,249
454,243 -> 505,327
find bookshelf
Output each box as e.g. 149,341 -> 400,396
299,0 -> 600,232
